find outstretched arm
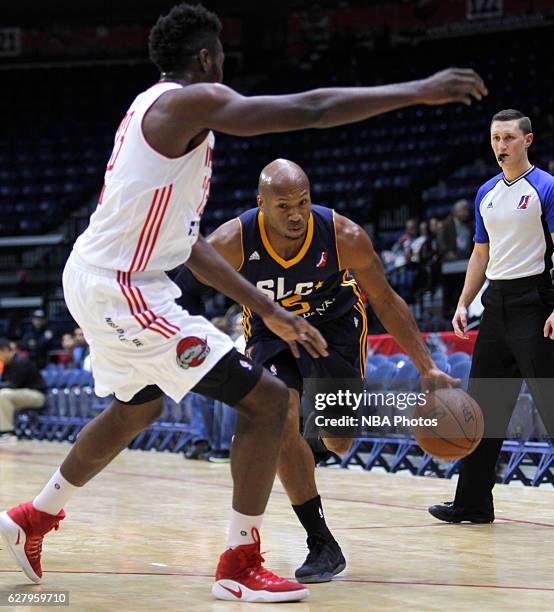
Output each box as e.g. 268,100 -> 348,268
335,213 -> 457,387
144,68 -> 487,153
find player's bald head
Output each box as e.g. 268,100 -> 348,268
258,159 -> 310,198
256,159 -> 312,241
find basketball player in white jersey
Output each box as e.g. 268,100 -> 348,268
0,3 -> 487,603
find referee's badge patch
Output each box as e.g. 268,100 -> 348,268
517,195 -> 530,209
176,336 -> 210,369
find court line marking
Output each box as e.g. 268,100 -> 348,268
334,577 -> 554,592
332,521 -> 513,530
2,447 -> 554,528
0,569 -> 552,592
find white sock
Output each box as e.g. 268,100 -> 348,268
33,469 -> 80,515
226,509 -> 264,548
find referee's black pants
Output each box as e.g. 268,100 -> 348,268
454,273 -> 554,507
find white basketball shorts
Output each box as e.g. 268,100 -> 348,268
62,251 -> 234,402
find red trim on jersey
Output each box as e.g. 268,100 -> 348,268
98,184 -> 106,205
160,316 -> 180,332
132,283 -> 150,313
122,272 -> 143,317
135,186 -> 166,272
140,183 -> 173,271
117,270 -> 179,340
117,271 -> 149,329
133,188 -> 165,272
139,83 -> 211,162
130,189 -> 160,272
148,323 -> 172,339
149,318 -> 175,335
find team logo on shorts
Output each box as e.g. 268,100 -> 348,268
176,336 -> 210,369
240,359 -> 253,370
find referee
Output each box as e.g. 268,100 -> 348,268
429,109 -> 554,522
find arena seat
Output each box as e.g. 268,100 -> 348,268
450,360 -> 471,391
389,361 -> 420,391
448,352 -> 472,368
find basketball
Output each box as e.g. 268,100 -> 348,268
412,388 -> 484,461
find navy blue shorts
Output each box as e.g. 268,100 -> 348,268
248,305 -> 368,397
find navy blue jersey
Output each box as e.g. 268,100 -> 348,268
238,205 -> 362,347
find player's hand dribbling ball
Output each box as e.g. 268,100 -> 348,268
412,388 -> 484,461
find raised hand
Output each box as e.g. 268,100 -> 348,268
418,68 -> 488,106
262,306 -> 328,359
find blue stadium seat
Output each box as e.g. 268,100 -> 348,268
364,362 -> 377,381
449,352 -> 471,367
388,353 -> 409,364
389,362 -> 420,391
77,370 -> 94,387
451,360 -> 471,391
366,354 -> 388,367
366,361 -> 396,391
431,353 -> 451,374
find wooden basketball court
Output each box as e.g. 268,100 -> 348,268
1,438 -> 553,611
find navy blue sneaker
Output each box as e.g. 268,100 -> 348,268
295,535 -> 346,583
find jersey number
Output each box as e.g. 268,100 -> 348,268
281,294 -> 311,315
106,111 -> 135,171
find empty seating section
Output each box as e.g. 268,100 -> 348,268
3,26 -> 553,240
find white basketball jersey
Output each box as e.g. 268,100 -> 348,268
74,82 -> 214,272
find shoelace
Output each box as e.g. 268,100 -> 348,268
26,520 -> 62,563
234,527 -> 291,585
242,551 -> 290,585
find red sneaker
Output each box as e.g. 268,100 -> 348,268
212,528 -> 309,603
0,502 -> 65,583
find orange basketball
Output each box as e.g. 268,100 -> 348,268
412,388 -> 484,461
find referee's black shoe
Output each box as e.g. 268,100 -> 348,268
428,501 -> 495,523
295,535 -> 346,583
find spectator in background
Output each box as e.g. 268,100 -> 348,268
419,217 -> 442,294
391,218 -> 418,266
61,332 -> 75,364
438,199 -> 474,261
410,220 -> 430,263
51,332 -> 76,368
21,309 -> 55,370
439,200 -> 475,319
71,328 -> 89,370
0,338 -> 46,434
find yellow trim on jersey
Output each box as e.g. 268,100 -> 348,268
258,212 -> 314,269
242,306 -> 253,341
353,300 -> 368,379
332,209 -> 343,270
341,271 -> 367,377
341,270 -> 363,301
237,217 -> 245,272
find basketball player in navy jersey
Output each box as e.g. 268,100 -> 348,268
0,3 -> 486,602
176,159 -> 458,582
